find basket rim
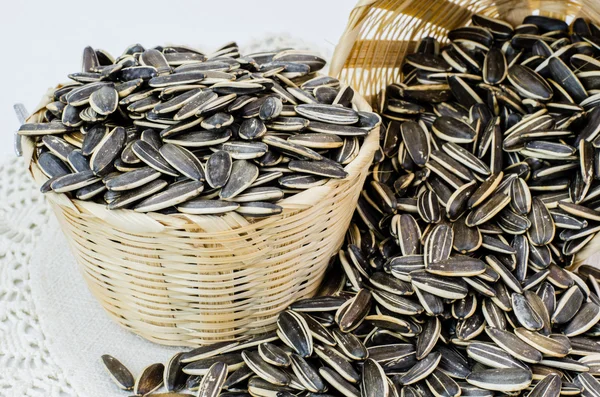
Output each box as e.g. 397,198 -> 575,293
23,81 -> 380,233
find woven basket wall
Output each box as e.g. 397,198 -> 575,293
23,88 -> 379,347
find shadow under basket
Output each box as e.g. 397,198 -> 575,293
24,90 -> 379,347
330,0 -> 600,267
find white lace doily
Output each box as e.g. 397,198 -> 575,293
0,158 -> 179,397
0,158 -> 77,397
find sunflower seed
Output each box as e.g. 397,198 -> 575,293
300,313 -> 336,346
18,121 -> 75,136
332,329 -> 368,360
362,359 -> 389,397
417,190 -> 441,223
295,104 -> 359,125
107,179 -> 168,210
467,172 -> 503,208
134,363 -> 164,396
196,362 -> 227,397
220,141 -> 268,160
257,343 -> 290,368
564,302 -> 600,337
131,139 -> 178,176
424,223 -> 453,265
242,350 -> 290,386
552,285 -> 584,325
528,197 -> 556,245
164,352 -> 187,392
158,143 -> 205,180
105,167 -> 161,191
51,171 -> 101,193
549,57 -> 587,103
485,326 -> 542,363
238,118 -> 267,140
338,289 -> 372,333
219,160 -> 258,199
433,116 -> 477,143
396,214 -> 421,256
287,133 -> 343,149
484,48 -> 508,84
514,328 -> 569,357
89,86 -> 118,115
314,343 -> 360,383
512,292 -> 544,331
467,341 -> 529,370
399,351 -> 442,385
401,121 -> 430,166
466,192 -> 511,227
307,121 -> 368,136
466,368 -> 532,392
290,354 -> 326,393
183,354 -> 243,376
38,152 -> 71,178
278,310 -> 312,358
221,364 -> 253,390
134,180 -> 203,212
42,135 -> 77,162
101,355 -> 134,390
262,135 -> 322,161
200,150 -> 231,189
410,270 -> 468,300
319,367 -> 360,397
288,159 -> 348,179
508,64 -> 553,100
528,373 -> 561,397
426,255 -> 486,277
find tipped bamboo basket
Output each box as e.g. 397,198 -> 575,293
330,0 -> 600,109
330,0 -> 600,267
23,86 -> 379,347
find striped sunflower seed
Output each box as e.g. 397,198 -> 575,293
134,363 -> 165,396
466,368 -> 532,392
101,355 -> 135,391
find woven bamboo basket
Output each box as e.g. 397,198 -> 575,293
330,0 -> 600,267
23,86 -> 379,346
330,0 -> 600,108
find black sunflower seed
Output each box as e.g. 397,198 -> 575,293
101,355 -> 135,391
132,139 -> 179,176
466,368 -> 532,392
507,64 -> 553,100
134,180 -> 204,212
159,143 -> 205,180
134,363 -> 164,396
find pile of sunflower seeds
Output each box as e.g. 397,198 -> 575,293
18,43 -> 378,217
99,15 -> 600,397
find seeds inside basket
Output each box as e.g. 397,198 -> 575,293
19,42 -> 379,217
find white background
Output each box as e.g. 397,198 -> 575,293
1,0 -> 356,159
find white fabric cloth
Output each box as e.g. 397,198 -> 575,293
31,210 -> 182,397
